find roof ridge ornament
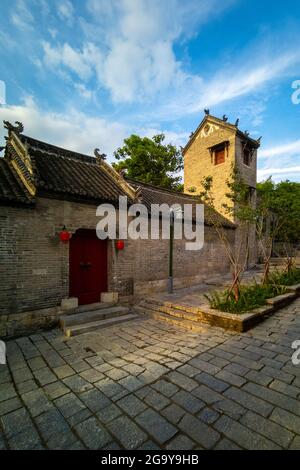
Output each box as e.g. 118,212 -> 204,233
235,118 -> 239,127
204,109 -> 210,115
94,148 -> 107,162
3,120 -> 24,134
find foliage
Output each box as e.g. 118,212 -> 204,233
113,133 -> 183,190
205,282 -> 286,314
256,179 -> 300,283
199,166 -> 255,302
268,268 -> 300,286
256,179 -> 300,244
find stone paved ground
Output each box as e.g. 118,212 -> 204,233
1,299 -> 300,450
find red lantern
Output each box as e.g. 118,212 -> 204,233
59,226 -> 71,243
115,240 -> 125,251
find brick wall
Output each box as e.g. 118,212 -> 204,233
1,196 -> 235,321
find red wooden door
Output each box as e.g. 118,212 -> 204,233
69,229 -> 107,305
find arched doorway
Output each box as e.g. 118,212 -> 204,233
69,229 -> 108,305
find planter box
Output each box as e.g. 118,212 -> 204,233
199,287 -> 299,332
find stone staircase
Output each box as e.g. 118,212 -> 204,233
134,298 -> 207,332
60,302 -> 139,337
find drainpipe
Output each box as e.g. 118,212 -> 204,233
168,209 -> 174,293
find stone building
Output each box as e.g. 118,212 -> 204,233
0,113 -> 258,337
184,112 -> 260,265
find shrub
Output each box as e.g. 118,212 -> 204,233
205,282 -> 286,314
268,268 -> 300,286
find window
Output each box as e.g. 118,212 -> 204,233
214,146 -> 225,165
243,148 -> 251,166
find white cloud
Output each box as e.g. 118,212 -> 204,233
0,97 -> 186,158
42,0 -> 235,103
258,166 -> 300,183
259,139 -> 300,158
11,0 -> 34,30
57,0 -> 75,26
74,83 -> 93,100
42,41 -> 102,81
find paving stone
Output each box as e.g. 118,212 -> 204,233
68,360 -> 90,373
21,389 -> 53,417
270,407 -> 300,434
47,430 -> 78,449
80,389 -> 111,413
119,375 -> 144,392
36,408 -> 70,441
243,382 -> 300,416
198,407 -> 220,424
178,413 -> 220,449
117,394 -> 147,417
138,440 -> 160,450
43,380 -> 70,400
151,379 -> 179,397
34,367 -> 57,386
240,410 -> 294,449
67,408 -> 92,427
54,392 -> 86,418
28,356 -> 47,371
16,379 -> 38,394
214,437 -> 242,450
195,372 -> 230,393
215,370 -> 246,387
63,375 -> 93,393
191,385 -> 223,405
214,415 -> 281,450
245,370 -> 273,386
212,398 -> 246,420
8,429 -> 42,450
135,409 -> 177,445
53,364 -> 75,379
161,403 -> 186,425
108,415 -> 147,449
224,386 -> 274,417
224,363 -> 250,377
80,368 -> 105,383
269,379 -> 300,398
122,364 -> 145,376
166,434 -> 195,450
188,358 -> 221,375
1,408 -> 33,439
141,388 -> 171,411
0,383 -> 16,402
75,417 -> 111,449
0,397 -> 22,416
97,404 -> 122,424
95,378 -> 127,398
166,371 -> 198,391
289,436 -> 300,450
177,364 -> 199,378
173,390 -> 204,414
261,366 -> 294,384
105,368 -> 129,381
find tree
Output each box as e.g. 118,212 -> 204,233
113,134 -> 183,191
256,179 -> 300,277
200,166 -> 255,302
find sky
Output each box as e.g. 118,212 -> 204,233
1,0 -> 300,183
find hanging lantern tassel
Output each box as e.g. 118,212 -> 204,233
115,240 -> 125,251
59,226 -> 71,243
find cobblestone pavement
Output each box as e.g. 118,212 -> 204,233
1,299 -> 300,450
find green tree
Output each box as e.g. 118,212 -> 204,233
113,134 -> 183,190
200,166 -> 255,302
256,179 -> 300,275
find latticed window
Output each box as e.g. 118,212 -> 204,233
243,148 -> 251,166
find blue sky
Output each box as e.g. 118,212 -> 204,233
1,0 -> 300,182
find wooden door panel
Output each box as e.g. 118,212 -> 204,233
69,229 -> 107,305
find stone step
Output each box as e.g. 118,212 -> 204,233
135,305 -> 205,332
64,313 -> 140,337
75,301 -> 117,313
139,301 -> 202,322
60,306 -> 130,329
